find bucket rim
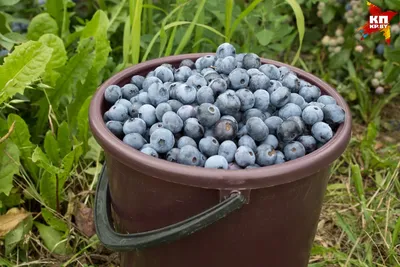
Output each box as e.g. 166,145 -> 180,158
89,53 -> 352,189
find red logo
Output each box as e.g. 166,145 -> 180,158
357,1 -> 398,44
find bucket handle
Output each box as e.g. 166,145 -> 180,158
94,164 -> 246,251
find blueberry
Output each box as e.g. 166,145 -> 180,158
107,104 -> 129,122
199,136 -> 219,157
215,92 -> 241,116
299,79 -> 311,88
177,145 -> 202,166
242,53 -> 261,69
264,111 -> 271,119
307,101 -> 325,109
121,84 -> 139,100
235,53 -> 246,68
289,93 -> 307,109
162,111 -> 183,134
256,144 -> 277,166
220,74 -> 231,88
228,162 -> 242,170
138,104 -> 156,126
274,150 -> 285,164
196,86 -> 215,104
103,111 -> 110,122
166,148 -> 180,162
128,102 -> 142,117
146,71 -> 155,78
270,86 -> 291,107
177,136 -> 197,148
220,115 -> 239,132
161,63 -> 174,73
246,117 -> 269,142
267,80 -> 283,94
261,134 -> 279,149
209,78 -> 228,95
287,116 -> 306,135
311,122 -> 333,143
154,66 -> 174,83
205,155 -> 228,169
197,103 -> 221,127
213,119 -> 237,142
253,90 -> 270,112
199,153 -> 207,167
115,98 -> 132,110
167,99 -> 184,112
322,104 -> 345,125
277,120 -> 302,142
218,140 -> 237,162
283,141 -> 305,160
249,73 -> 270,92
149,122 -> 164,136
105,85 -> 122,104
123,118 -> 146,135
236,89 -> 255,111
299,85 -> 321,102
243,108 -> 266,122
228,68 -> 250,89
215,56 -> 237,75
259,64 -> 280,80
155,103 -> 172,121
174,66 -> 192,82
281,73 -> 300,93
133,92 -> 150,104
278,66 -> 293,79
150,128 -> 175,153
177,105 -> 197,122
147,83 -> 169,106
317,95 -> 336,105
183,118 -> 205,141
140,147 -> 159,158
278,103 -> 302,120
180,59 -> 195,69
142,76 -> 162,92
202,68 -> 217,76
216,43 -> 236,58
123,133 -> 147,150
238,135 -> 257,152
247,68 -> 263,76
234,146 -> 256,167
187,74 -> 208,90
204,72 -> 222,84
176,83 -> 197,104
375,44 -> 384,55
195,55 -> 216,71
0,49 -> 9,57
130,75 -> 145,89
297,135 -> 317,153
237,125 -> 248,138
106,121 -> 124,138
302,106 -> 324,125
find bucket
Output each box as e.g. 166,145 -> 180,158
89,54 -> 352,267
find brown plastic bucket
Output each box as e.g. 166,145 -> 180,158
89,54 -> 352,267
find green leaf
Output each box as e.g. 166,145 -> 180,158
284,0 -> 305,65
335,212 -> 357,244
4,215 -> 32,255
0,11 -> 11,34
7,114 -> 38,181
329,49 -> 350,69
0,0 -> 20,6
321,5 -> 336,24
108,0 -> 128,35
41,208 -> 68,232
84,136 -> 103,161
228,0 -> 263,41
39,172 -> 57,209
130,0 -> 143,64
35,222 -> 71,255
224,0 -> 233,42
57,121 -> 71,159
0,140 -> 20,196
256,29 -> 274,46
79,10 -> 110,72
44,131 -> 60,165
77,96 -> 92,153
27,13 -> 59,41
32,147 -> 61,175
38,34 -> 67,71
0,41 -> 53,104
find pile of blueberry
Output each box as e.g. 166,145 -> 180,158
103,43 -> 345,170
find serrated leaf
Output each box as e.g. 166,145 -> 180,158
57,121 -> 71,159
32,147 -> 61,175
0,140 -> 20,196
4,213 -> 32,255
35,222 -> 71,255
44,131 -> 60,165
256,29 -> 274,46
0,41 -> 53,104
38,34 -> 67,70
41,208 -> 68,232
39,172 -> 57,209
84,137 -> 103,161
27,13 -> 59,41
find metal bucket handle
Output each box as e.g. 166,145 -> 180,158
94,164 -> 246,251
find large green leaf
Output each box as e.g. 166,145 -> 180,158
44,131 -> 60,165
0,41 -> 53,104
38,34 -> 67,70
27,13 -> 59,41
35,222 -> 71,255
32,147 -> 61,175
7,114 -> 38,181
4,214 -> 32,255
57,121 -> 71,159
39,172 -> 57,209
41,208 -> 68,232
0,11 -> 11,34
0,140 -> 20,196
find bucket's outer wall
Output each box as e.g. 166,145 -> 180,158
89,54 -> 352,267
